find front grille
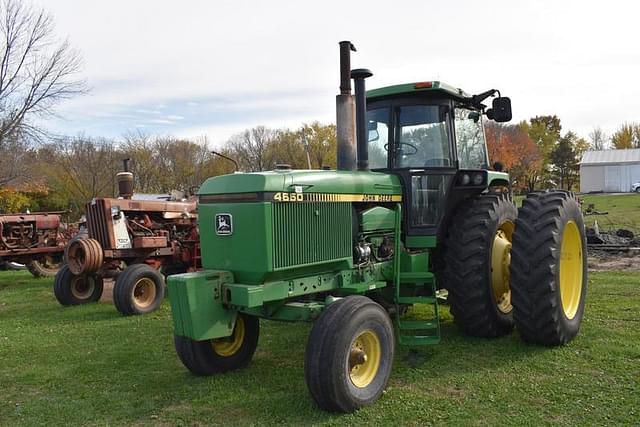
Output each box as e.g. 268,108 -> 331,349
272,202 -> 351,269
86,200 -> 112,249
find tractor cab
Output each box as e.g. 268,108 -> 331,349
364,80 -> 512,244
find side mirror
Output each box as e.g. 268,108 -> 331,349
487,97 -> 512,122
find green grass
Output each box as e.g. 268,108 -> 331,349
1,271 -> 638,426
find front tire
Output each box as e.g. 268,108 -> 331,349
53,265 -> 104,305
304,296 -> 395,413
510,191 -> 588,346
442,193 -> 517,337
174,313 -> 260,375
113,264 -> 165,315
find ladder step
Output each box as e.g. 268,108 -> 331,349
398,335 -> 441,346
396,296 -> 436,305
397,320 -> 439,330
399,272 -> 434,283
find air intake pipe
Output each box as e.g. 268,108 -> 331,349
351,68 -> 373,171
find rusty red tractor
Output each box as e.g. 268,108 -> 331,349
54,160 -> 200,315
0,212 -> 75,278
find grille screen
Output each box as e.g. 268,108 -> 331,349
86,200 -> 112,249
272,202 -> 351,269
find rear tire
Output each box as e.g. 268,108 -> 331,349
113,264 -> 165,315
304,296 -> 395,413
442,193 -> 517,337
53,265 -> 103,305
175,313 -> 259,375
27,255 -> 63,278
511,191 -> 588,346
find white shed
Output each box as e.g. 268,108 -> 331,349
580,149 -> 640,192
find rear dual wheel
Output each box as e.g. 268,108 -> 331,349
443,193 -> 517,337
443,191 -> 587,346
511,191 -> 588,345
174,313 -> 260,375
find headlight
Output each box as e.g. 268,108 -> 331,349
472,172 -> 484,186
459,173 -> 471,185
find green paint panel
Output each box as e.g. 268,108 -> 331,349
405,235 -> 437,248
487,171 -> 510,186
366,81 -> 470,101
167,271 -> 236,341
199,202 -> 273,284
199,170 -> 402,196
360,206 -> 396,232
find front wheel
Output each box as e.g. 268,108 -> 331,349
113,264 -> 165,315
510,191 -> 588,346
53,265 -> 104,305
174,313 -> 260,375
304,296 -> 395,413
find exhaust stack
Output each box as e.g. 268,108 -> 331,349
336,41 -> 357,171
117,158 -> 134,199
351,68 -> 373,171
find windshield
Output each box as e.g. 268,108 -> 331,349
366,104 -> 452,169
396,105 -> 451,168
455,107 -> 488,169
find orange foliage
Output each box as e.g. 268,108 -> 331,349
485,123 -> 543,192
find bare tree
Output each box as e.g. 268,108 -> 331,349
588,126 -> 608,151
0,0 -> 86,185
227,126 -> 278,172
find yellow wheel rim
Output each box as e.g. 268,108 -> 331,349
133,278 -> 156,308
491,221 -> 514,314
70,276 -> 94,300
349,330 -> 381,388
559,221 -> 583,319
212,316 -> 245,357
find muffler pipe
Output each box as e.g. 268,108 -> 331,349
336,41 -> 357,171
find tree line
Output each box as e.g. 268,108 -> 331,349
0,123 -> 337,215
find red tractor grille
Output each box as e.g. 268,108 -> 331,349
86,200 -> 113,249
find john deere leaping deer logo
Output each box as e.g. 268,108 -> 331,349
215,214 -> 233,236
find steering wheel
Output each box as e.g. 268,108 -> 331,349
384,142 -> 418,156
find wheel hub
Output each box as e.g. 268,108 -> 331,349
349,330 -> 381,388
559,221 -> 583,319
491,224 -> 514,314
132,278 -> 156,308
212,316 -> 245,357
70,276 -> 94,299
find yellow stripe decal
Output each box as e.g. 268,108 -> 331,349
272,192 -> 402,202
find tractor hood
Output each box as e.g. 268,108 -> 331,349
198,170 -> 402,197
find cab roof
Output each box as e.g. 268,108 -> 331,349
366,81 -> 470,101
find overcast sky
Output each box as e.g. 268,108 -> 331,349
36,0 -> 639,147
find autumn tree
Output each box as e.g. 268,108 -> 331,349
0,0 -> 86,187
550,132 -> 580,190
610,123 -> 640,149
485,122 -> 543,192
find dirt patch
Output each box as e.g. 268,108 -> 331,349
588,249 -> 640,272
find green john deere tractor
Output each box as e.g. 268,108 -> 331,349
167,42 -> 587,412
